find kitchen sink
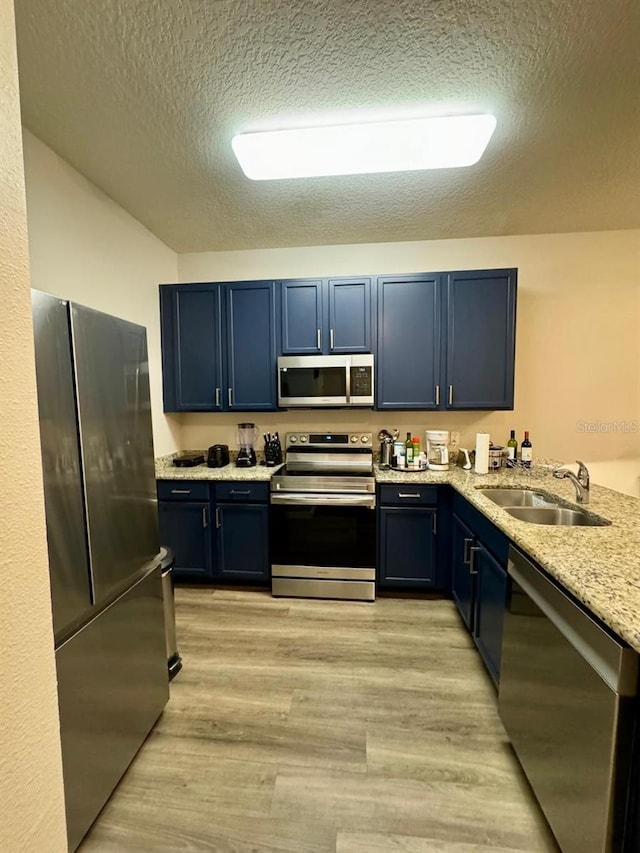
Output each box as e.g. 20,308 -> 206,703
504,506 -> 610,526
476,487 -> 557,507
476,487 -> 611,526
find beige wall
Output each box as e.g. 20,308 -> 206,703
20,133 -> 640,492
0,3 -> 67,849
22,131 -> 180,455
177,230 -> 640,493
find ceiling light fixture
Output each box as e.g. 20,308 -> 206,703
232,113 -> 497,180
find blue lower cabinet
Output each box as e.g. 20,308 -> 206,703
451,513 -> 475,631
158,500 -> 213,580
215,503 -> 270,583
473,544 -> 508,685
378,507 -> 437,588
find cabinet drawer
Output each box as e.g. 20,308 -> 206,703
379,484 -> 438,506
157,480 -> 211,501
215,482 -> 269,503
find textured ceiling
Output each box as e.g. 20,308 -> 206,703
15,0 -> 640,252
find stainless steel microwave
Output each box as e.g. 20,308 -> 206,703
277,354 -> 374,407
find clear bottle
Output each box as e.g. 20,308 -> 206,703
405,431 -> 414,465
521,431 -> 532,468
506,430 -> 518,468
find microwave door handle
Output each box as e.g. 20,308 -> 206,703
345,358 -> 351,404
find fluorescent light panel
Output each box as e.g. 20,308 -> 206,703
232,113 -> 497,180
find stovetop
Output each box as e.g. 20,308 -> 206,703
272,431 -> 375,493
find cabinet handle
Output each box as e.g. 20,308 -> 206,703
230,490 -> 251,496
463,537 -> 473,565
448,385 -> 453,406
215,387 -> 220,407
432,514 -> 437,536
215,507 -> 221,528
398,492 -> 421,498
469,545 -> 481,576
228,387 -> 233,407
316,329 -> 321,350
202,507 -> 208,528
330,328 -> 335,350
171,489 -> 191,494
435,385 -> 440,406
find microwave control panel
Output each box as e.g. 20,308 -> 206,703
350,366 -> 372,396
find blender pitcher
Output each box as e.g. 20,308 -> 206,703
236,423 -> 259,468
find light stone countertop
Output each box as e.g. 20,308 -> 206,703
157,451 -> 640,652
156,453 -> 284,481
377,463 -> 640,654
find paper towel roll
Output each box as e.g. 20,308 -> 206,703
475,432 -> 490,475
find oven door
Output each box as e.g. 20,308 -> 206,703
270,492 -> 376,570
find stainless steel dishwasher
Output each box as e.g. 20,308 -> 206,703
499,547 -> 638,853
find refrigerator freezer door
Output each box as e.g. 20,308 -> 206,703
31,291 -> 92,641
56,564 -> 168,851
70,304 -> 160,604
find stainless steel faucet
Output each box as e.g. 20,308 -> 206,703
553,460 -> 590,504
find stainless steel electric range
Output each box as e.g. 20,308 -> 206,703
270,432 -> 376,601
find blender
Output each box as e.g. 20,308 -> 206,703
236,422 -> 258,468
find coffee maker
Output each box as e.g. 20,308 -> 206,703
426,430 -> 451,471
236,422 -> 258,468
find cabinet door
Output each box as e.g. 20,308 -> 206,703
376,274 -> 441,409
280,280 -> 324,354
215,503 -> 269,582
160,284 -> 223,411
473,544 -> 508,685
327,278 -> 371,353
378,507 -> 437,588
445,269 -> 517,409
225,281 -> 277,410
158,501 -> 212,579
451,514 -> 475,632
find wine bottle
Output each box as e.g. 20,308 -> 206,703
521,431 -> 532,468
507,430 -> 518,468
405,431 -> 414,465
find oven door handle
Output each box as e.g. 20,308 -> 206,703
270,492 -> 376,509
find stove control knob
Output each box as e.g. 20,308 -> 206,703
361,435 -> 370,443
300,435 -> 308,443
289,435 -> 297,443
350,435 -> 358,443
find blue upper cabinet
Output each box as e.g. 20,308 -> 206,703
160,284 -> 223,412
160,281 -> 277,412
224,281 -> 277,410
280,277 -> 372,355
280,279 -> 324,354
327,278 -> 371,353
376,274 -> 441,409
445,269 -> 517,410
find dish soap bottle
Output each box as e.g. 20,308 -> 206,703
521,431 -> 532,468
507,430 -> 518,468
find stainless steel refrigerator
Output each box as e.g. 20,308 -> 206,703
31,291 -> 169,852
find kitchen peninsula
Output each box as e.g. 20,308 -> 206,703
157,455 -> 640,655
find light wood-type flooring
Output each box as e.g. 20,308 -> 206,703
80,588 -> 559,852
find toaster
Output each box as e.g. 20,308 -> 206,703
207,444 -> 230,468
